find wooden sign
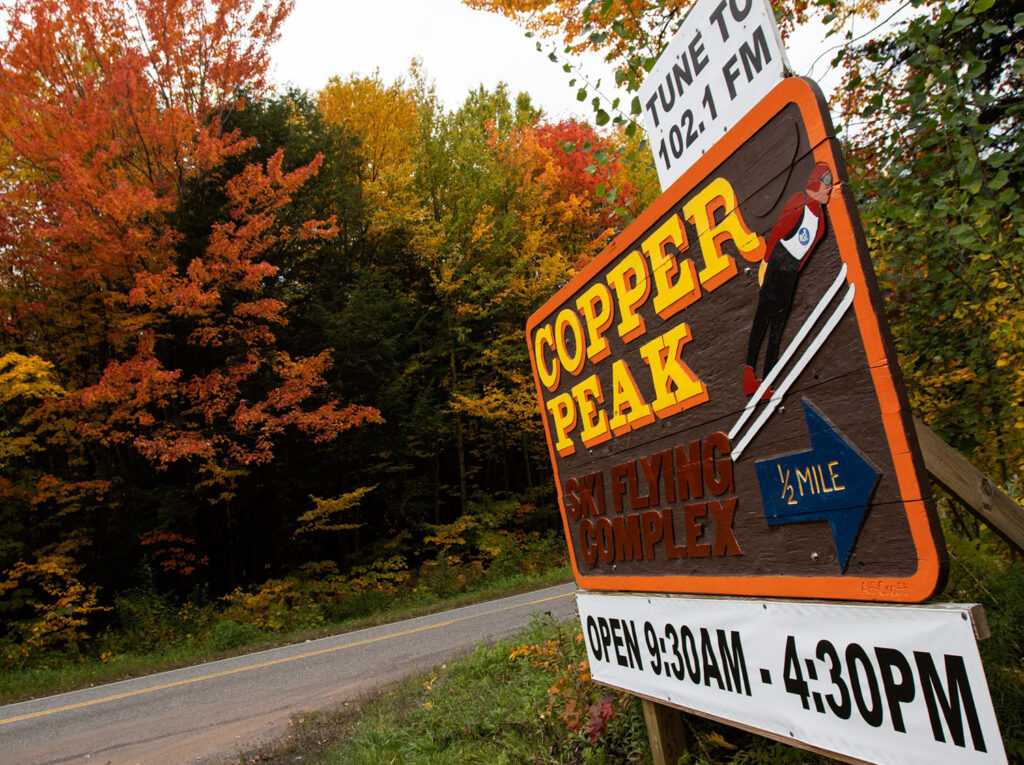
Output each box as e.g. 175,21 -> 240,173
526,77 -> 946,602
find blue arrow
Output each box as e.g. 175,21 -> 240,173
754,399 -> 880,571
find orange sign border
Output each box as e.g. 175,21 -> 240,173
527,77 -> 946,602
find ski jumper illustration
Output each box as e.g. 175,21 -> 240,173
743,163 -> 834,396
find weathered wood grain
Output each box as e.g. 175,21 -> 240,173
526,79 -> 945,600
915,417 -> 1024,553
641,698 -> 688,765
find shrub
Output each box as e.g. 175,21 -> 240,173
210,619 -> 263,651
106,591 -> 180,654
221,577 -> 324,633
0,552 -> 107,668
509,617 -> 645,757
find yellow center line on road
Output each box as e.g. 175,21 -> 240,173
0,589 -> 574,727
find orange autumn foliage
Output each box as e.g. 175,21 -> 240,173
0,0 -> 379,474
139,531 -> 209,577
529,120 -> 635,245
0,547 -> 107,662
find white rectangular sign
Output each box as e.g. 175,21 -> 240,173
639,0 -> 788,189
577,592 -> 1006,764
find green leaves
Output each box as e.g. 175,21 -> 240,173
962,58 -> 987,79
846,0 -> 1024,480
950,13 -> 974,32
987,169 -> 1010,191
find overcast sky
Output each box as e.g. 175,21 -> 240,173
270,0 -> 859,120
269,0 -> 595,120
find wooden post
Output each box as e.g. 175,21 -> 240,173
641,697 -> 687,765
914,418 -> 1024,553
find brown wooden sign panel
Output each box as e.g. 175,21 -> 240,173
526,78 -> 946,602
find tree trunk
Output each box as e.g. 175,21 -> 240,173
522,433 -> 534,489
433,450 -> 442,524
450,350 -> 468,516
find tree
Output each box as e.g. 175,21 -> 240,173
521,119 -> 643,251
0,0 -> 378,622
412,86 -> 642,519
318,69 -> 422,232
312,71 -> 451,532
314,73 -> 640,533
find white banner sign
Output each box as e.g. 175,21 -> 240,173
639,0 -> 788,189
577,592 -> 1006,764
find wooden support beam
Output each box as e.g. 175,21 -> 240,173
914,417 -> 1024,553
641,697 -> 687,765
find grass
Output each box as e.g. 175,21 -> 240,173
0,565 -> 572,706
225,614 -> 652,765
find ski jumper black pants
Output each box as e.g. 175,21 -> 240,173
746,246 -> 801,380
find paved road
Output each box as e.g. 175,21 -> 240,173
0,583 -> 579,764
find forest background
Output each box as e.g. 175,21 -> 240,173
0,0 -> 1020,745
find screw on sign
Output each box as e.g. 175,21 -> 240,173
526,78 -> 946,602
